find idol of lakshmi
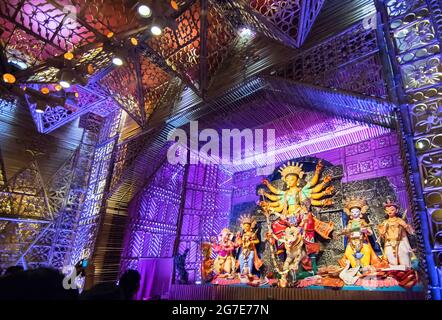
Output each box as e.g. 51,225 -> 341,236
378,198 -> 414,268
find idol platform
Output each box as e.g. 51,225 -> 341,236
169,285 -> 425,300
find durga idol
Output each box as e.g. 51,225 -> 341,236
260,160 -> 334,217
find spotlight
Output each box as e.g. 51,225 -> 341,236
111,47 -> 128,66
86,63 -> 95,75
239,27 -> 253,37
138,4 -> 152,18
8,58 -> 28,70
35,101 -> 46,114
64,52 -> 74,61
151,25 -> 162,36
40,87 -> 50,95
107,32 -> 114,38
59,70 -> 74,89
2,73 -> 16,84
170,1 -> 179,11
112,57 -> 124,66
60,80 -> 71,89
130,37 -> 139,46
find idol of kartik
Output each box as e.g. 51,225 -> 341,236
235,215 -> 263,277
338,197 -> 384,268
260,160 -> 334,218
211,228 -> 236,278
378,198 -> 415,268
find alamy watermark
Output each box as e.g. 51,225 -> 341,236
167,121 -> 276,175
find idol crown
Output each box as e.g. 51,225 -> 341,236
383,197 -> 399,208
344,196 -> 367,211
238,214 -> 257,228
279,161 -> 304,180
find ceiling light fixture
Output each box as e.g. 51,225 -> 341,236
112,56 -> 124,66
130,37 -> 139,46
111,46 -> 128,66
170,1 -> 179,11
35,101 -> 46,114
64,52 -> 74,60
151,24 -> 162,36
138,4 -> 152,18
40,87 -> 50,95
59,70 -> 74,89
2,73 -> 16,84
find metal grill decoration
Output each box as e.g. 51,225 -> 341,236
378,0 -> 442,299
177,163 -> 233,282
225,0 -> 325,48
99,53 -> 175,127
0,153 -> 53,268
269,20 -> 388,99
26,84 -> 107,134
147,0 -> 236,95
120,161 -> 185,273
69,135 -> 117,265
0,125 -> 99,270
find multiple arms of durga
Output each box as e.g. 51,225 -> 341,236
260,160 -> 334,216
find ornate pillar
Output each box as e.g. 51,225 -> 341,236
376,0 -> 442,299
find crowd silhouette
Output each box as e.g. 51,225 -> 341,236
0,266 -> 141,300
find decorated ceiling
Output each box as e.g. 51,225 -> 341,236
0,0 -> 335,135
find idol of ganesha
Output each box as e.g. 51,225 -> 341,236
211,228 -> 236,277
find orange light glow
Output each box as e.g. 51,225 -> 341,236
2,73 -> 16,84
64,52 -> 74,60
41,87 -> 50,94
87,64 -> 95,75
171,1 -> 179,11
130,37 -> 139,46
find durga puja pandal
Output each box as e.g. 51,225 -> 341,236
202,160 -> 421,292
1,0 -> 442,301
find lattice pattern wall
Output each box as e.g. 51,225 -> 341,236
271,19 -> 388,99
225,0 -> 325,48
120,162 -> 185,273
46,129 -> 98,269
379,0 -> 442,299
69,135 -> 116,264
147,0 -> 236,94
177,164 -> 233,282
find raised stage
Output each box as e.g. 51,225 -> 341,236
169,285 -> 425,300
